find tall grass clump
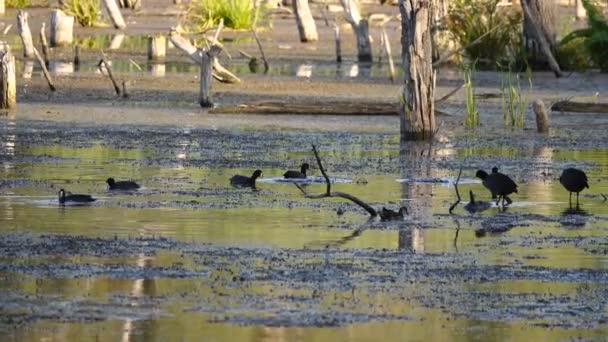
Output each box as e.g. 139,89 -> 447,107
500,65 -> 532,128
560,0 -> 608,71
463,63 -> 479,128
62,0 -> 101,27
187,0 -> 265,31
447,0 -> 521,67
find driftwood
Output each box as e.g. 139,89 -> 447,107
295,145 -> 379,218
168,30 -> 241,84
98,58 -> 121,96
103,0 -> 127,29
448,164 -> 463,214
39,23 -> 49,66
551,100 -> 608,113
381,27 -> 395,83
520,0 -> 563,77
0,43 -> 16,109
210,101 -> 451,116
33,48 -> 56,91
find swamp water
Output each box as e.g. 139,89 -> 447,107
1,108 -> 607,341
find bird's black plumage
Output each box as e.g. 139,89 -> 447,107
284,163 -> 310,179
559,168 -> 589,206
107,178 -> 140,191
230,170 -> 263,188
476,169 -> 518,206
58,189 -> 96,205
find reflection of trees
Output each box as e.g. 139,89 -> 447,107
397,141 -> 436,253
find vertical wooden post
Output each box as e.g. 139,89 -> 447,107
74,45 -> 80,67
50,10 -> 74,47
22,60 -> 33,79
575,0 -> 586,20
0,42 -> 16,109
147,35 -> 166,62
0,0 -> 5,15
339,0 -> 372,62
334,22 -> 342,63
17,11 -> 35,59
399,0 -> 435,141
292,0 -> 318,42
533,100 -> 550,133
102,0 -> 127,29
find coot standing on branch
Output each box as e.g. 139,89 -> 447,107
106,178 -> 140,191
284,163 -> 310,179
230,170 -> 263,188
559,168 -> 589,206
476,169 -> 518,206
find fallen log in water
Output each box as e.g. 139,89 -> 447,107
210,101 -> 450,116
551,100 -> 608,113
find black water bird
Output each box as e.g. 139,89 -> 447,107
284,163 -> 310,179
58,189 -> 96,205
379,207 -> 408,221
559,168 -> 589,206
106,178 -> 140,191
476,169 -> 518,206
230,170 -> 263,188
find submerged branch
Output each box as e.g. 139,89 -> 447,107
448,162 -> 464,214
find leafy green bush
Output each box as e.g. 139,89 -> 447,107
556,37 -> 593,71
62,0 -> 101,27
560,0 -> 608,71
447,0 -> 521,67
187,0 -> 265,31
6,0 -> 30,8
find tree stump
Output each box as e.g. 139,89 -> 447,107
102,0 -> 127,29
576,0 -> 587,20
399,0 -> 435,141
339,0 -> 372,62
292,0 -> 318,42
0,42 -> 16,109
147,35 -> 166,62
50,10 -> 74,47
17,11 -> 35,59
334,23 -> 342,63
199,46 -> 221,108
533,100 -> 550,133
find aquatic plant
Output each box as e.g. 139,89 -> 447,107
500,65 -> 532,128
62,0 -> 101,27
463,63 -> 479,128
447,0 -> 521,67
186,0 -> 265,31
560,0 -> 608,71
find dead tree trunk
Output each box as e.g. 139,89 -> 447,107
399,0 -> 435,141
0,42 -> 16,109
199,46 -> 221,108
292,0 -> 318,42
50,10 -> 74,47
339,0 -> 372,62
17,11 -> 35,59
520,0 -> 563,77
522,0 -> 557,66
102,0 -> 127,29
431,0 -> 449,62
